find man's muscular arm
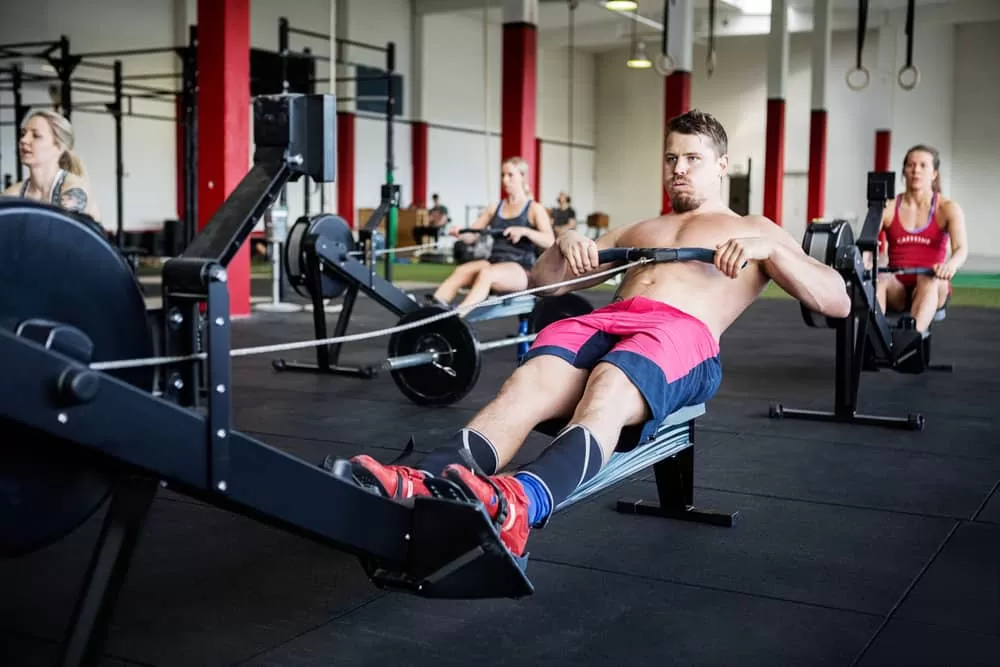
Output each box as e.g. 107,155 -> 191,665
529,225 -> 628,296
716,216 -> 851,319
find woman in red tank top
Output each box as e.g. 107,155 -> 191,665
876,144 -> 969,332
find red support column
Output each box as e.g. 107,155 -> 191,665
874,129 -> 891,171
763,99 -> 786,226
661,72 -> 692,214
197,0 -> 250,317
807,0 -> 832,223
807,110 -> 827,222
337,112 -> 356,227
501,20 -> 537,194
764,0 -> 789,226
875,129 -> 891,253
534,138 -> 542,201
411,121 -> 428,208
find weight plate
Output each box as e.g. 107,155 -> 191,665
800,221 -> 854,329
388,307 -> 483,407
529,293 -> 595,333
0,199 -> 156,558
283,214 -> 355,300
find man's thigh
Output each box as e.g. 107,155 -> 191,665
522,309 -> 617,370
595,326 -> 722,444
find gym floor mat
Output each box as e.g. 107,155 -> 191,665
2,293 -> 997,666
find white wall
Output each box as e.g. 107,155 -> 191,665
951,21 -> 1000,258
420,11 -> 597,230
0,0 -> 599,247
593,20 -> 961,250
594,56 -> 662,229
537,45 -> 597,215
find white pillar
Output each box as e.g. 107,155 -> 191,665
335,0 -> 355,113
811,0 -> 832,110
326,0 -> 340,211
502,0 -> 538,24
767,0 -> 789,99
668,0 -> 694,73
877,26 -> 897,131
410,1 -> 424,123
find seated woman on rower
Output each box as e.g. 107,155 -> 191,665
2,109 -> 101,221
427,156 -> 554,310
876,144 -> 967,333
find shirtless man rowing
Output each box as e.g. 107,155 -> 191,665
344,109 -> 851,557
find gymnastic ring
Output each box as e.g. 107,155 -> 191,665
897,65 -> 920,91
706,50 -> 717,78
846,66 -> 870,91
653,52 -> 676,77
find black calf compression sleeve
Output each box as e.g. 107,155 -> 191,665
416,428 -> 500,476
515,424 -> 604,526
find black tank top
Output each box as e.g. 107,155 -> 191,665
488,199 -> 536,267
19,169 -> 67,205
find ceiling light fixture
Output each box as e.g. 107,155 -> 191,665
604,1 -> 639,11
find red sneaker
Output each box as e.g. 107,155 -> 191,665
349,455 -> 431,500
443,464 -> 531,557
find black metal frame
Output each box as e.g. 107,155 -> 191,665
277,17 -> 399,281
617,423 -> 734,526
2,93 -> 533,666
273,183 -> 419,378
0,63 -> 29,182
770,172 -> 935,431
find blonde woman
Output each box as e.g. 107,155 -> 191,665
3,109 -> 101,221
429,157 -> 554,310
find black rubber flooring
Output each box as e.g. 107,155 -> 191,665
2,284 -> 999,666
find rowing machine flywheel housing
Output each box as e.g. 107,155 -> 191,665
0,200 -> 156,557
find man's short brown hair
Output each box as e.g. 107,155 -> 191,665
665,109 -> 728,158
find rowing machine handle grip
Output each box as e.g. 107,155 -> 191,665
457,228 -> 505,237
597,247 -> 717,264
888,267 -> 935,276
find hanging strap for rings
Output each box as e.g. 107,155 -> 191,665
660,0 -> 669,63
898,0 -> 920,90
654,0 -> 677,76
846,0 -> 871,91
707,0 -> 717,77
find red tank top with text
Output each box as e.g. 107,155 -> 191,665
885,193 -> 949,269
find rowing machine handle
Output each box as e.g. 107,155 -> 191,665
888,267 -> 935,276
598,247 -> 717,264
457,228 -> 505,237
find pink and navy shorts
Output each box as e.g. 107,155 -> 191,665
522,296 -> 723,443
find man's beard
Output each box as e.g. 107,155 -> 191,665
669,192 -> 702,213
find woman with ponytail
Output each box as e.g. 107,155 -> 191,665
876,144 -> 968,333
3,109 -> 101,221
429,156 -> 554,310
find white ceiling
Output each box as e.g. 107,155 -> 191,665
435,0 -> 997,52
